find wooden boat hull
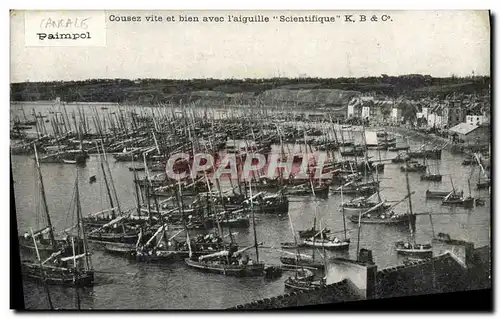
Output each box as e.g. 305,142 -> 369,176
341,204 -> 389,214
407,150 -> 441,160
135,250 -> 178,263
280,242 -> 307,249
284,278 -> 324,292
395,242 -> 433,256
302,239 -> 350,250
88,232 -> 138,244
442,197 -> 475,208
477,181 -> 490,190
286,186 -> 329,198
348,214 -> 416,225
184,258 -> 265,277
400,166 -> 426,173
388,146 -> 410,152
420,174 -> 442,182
219,218 -> 250,228
103,242 -> 136,256
21,262 -> 94,287
280,256 -> 324,270
395,248 -> 433,256
298,229 -> 330,239
426,190 -> 461,199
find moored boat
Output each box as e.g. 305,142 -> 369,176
303,237 -> 350,250
394,241 -> 433,257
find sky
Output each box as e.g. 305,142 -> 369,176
10,10 -> 490,82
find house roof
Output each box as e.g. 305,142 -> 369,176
449,122 -> 479,135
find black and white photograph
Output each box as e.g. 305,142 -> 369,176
9,9 -> 492,310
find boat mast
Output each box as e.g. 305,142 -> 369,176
341,187 -> 347,241
33,145 -> 57,250
248,176 -> 259,262
95,142 -> 116,219
403,158 -> 415,244
75,169 -> 92,271
30,227 -> 54,310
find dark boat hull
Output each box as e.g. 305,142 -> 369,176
284,278 -> 324,292
348,214 -> 416,225
420,174 -> 442,182
21,262 -> 94,287
280,256 -> 324,270
184,258 -> 265,277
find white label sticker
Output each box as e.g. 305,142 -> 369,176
24,10 -> 106,47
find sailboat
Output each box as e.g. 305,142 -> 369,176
284,267 -> 326,292
18,145 -> 83,255
283,210 -> 327,291
303,187 -> 350,250
420,156 -> 442,182
394,159 -> 432,257
280,211 -> 325,270
184,177 -> 265,277
21,171 -> 95,287
441,176 -> 474,209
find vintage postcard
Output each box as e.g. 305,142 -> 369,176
10,10 -> 491,310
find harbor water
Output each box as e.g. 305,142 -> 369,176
11,102 -> 490,309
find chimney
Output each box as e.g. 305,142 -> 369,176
358,248 -> 374,264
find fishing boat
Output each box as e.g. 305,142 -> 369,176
394,241 -> 433,256
279,255 -> 325,270
348,211 -> 415,226
394,159 -> 432,257
285,183 -> 329,198
103,242 -> 136,257
426,189 -> 462,199
341,196 -> 391,214
400,161 -> 426,172
340,148 -> 364,157
407,148 -> 442,160
420,174 -> 442,182
21,171 -> 95,287
89,176 -> 96,183
128,167 -> 145,171
18,145 -> 82,255
477,180 -> 490,190
21,261 -> 94,287
185,246 -> 265,277
441,177 -> 475,208
420,156 -> 442,182
217,212 -> 250,228
442,192 -> 475,208
303,236 -> 350,250
298,227 -> 330,239
391,154 -> 408,163
284,269 -> 326,292
388,145 -> 410,152
280,242 -> 307,249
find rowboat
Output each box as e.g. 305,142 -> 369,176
394,241 -> 433,257
303,237 -> 350,250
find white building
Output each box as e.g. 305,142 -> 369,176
391,108 -> 402,121
427,113 -> 443,128
466,115 -> 488,126
362,106 -> 371,118
421,107 -> 429,119
347,104 -> 355,117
